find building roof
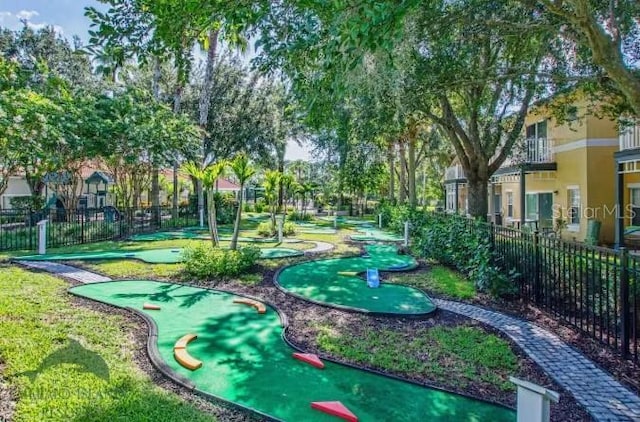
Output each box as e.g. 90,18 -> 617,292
217,178 -> 240,191
85,171 -> 114,185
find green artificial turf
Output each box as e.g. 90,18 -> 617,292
69,280 -> 515,422
0,267 -> 216,421
129,230 -> 277,243
19,247 -> 304,263
130,231 -> 208,241
350,227 -> 404,242
276,244 -> 436,315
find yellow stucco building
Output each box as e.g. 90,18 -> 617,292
445,94 -> 625,246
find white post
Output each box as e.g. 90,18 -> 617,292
37,219 -> 48,255
404,221 -> 409,247
278,218 -> 284,243
378,213 -> 383,229
509,377 -> 559,422
199,208 -> 204,227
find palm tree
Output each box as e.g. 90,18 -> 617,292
280,173 -> 295,218
263,170 -> 281,233
229,153 -> 255,250
183,160 -> 226,246
296,182 -> 314,218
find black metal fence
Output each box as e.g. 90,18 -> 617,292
452,217 -> 638,365
0,206 -> 201,251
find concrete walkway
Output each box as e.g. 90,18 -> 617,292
435,298 -> 640,421
17,260 -> 112,283
302,240 -> 334,255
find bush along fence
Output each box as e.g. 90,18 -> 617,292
389,209 -> 638,365
0,206 -> 201,251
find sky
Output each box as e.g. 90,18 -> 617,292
0,0 -> 313,161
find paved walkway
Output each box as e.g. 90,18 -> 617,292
302,240 -> 334,255
435,298 -> 640,421
17,260 -> 112,283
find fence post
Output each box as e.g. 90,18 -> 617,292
533,231 -> 541,305
489,222 -> 496,251
620,247 -> 630,359
81,210 -> 85,244
28,209 -> 33,251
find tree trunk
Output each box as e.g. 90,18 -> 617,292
387,142 -> 395,203
278,163 -> 284,213
398,141 -> 407,204
150,58 -> 162,225
172,84 -> 183,219
207,188 -> 219,247
230,183 -> 244,250
466,176 -> 489,221
197,29 -> 220,219
407,136 -> 417,208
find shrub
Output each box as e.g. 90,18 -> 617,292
183,243 -> 260,280
243,203 -> 253,213
254,198 -> 265,213
287,210 -> 312,222
415,213 -> 517,296
382,207 -> 517,297
256,220 -> 296,237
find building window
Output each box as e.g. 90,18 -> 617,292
630,188 -> 640,226
506,191 -> 513,218
567,187 -> 581,227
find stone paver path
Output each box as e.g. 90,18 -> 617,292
302,240 -> 334,255
435,298 -> 640,422
17,260 -> 112,283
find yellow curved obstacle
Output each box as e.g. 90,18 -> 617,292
173,333 -> 202,370
233,298 -> 266,314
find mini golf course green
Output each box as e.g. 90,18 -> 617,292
317,216 -> 376,226
68,280 -> 515,422
275,245 -> 436,315
350,227 -> 404,242
129,230 -> 277,243
19,247 -> 303,263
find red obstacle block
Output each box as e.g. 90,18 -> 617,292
292,352 -> 325,369
311,401 -> 358,422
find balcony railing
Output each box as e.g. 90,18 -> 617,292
444,164 -> 465,181
525,137 -> 554,163
620,123 -> 640,151
499,137 -> 554,168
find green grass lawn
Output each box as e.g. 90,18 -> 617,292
0,265 -> 216,422
315,323 -> 518,392
387,266 -> 477,300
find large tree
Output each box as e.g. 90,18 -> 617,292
259,0 -> 556,218
529,0 -> 640,116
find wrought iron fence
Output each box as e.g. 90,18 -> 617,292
0,206 -> 200,251
454,216 -> 638,365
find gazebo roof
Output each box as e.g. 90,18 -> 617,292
85,171 -> 114,185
